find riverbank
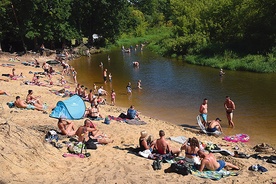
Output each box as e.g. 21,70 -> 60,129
0,54 -> 275,183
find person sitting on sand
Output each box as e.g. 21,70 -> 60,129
197,150 -> 239,172
156,130 -> 181,156
98,86 -> 107,96
31,74 -> 40,85
57,116 -> 77,136
26,90 -> 43,106
97,95 -> 106,105
85,105 -> 103,119
206,118 -> 223,133
139,130 -> 155,152
126,105 -> 139,119
10,68 -> 19,80
14,96 -> 45,111
180,137 -> 201,164
75,119 -> 113,144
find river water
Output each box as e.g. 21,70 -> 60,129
70,48 -> 276,147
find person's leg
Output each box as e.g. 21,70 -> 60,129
66,123 -> 76,136
229,112 -> 234,127
226,112 -> 232,127
97,138 -> 113,144
225,161 -> 239,170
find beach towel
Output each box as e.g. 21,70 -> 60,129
125,119 -> 147,125
223,134 -> 250,143
169,136 -> 188,144
191,169 -> 239,180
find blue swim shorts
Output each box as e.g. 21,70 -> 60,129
216,160 -> 226,171
200,113 -> 207,122
26,104 -> 35,110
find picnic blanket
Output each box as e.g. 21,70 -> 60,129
191,169 -> 239,180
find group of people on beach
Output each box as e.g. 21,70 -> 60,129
138,130 -> 239,172
199,96 -> 236,131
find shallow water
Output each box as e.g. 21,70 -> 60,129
70,48 -> 276,147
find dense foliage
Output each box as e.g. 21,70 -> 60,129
0,0 -> 275,72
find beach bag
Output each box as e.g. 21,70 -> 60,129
84,138 -> 97,150
119,113 -> 127,119
170,163 -> 190,176
45,130 -> 59,142
104,116 -> 110,124
68,142 -> 84,154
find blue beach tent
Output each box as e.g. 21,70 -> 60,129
50,95 -> 86,120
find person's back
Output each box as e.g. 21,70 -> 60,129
156,130 -> 169,154
127,106 -> 136,119
207,118 -> 223,132
200,152 -> 219,171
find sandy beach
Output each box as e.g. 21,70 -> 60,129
0,53 -> 275,184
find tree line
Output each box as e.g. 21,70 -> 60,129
0,0 -> 275,59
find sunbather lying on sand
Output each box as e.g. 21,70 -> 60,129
0,90 -> 9,96
14,96 -> 46,111
197,150 -> 239,171
75,119 -> 113,144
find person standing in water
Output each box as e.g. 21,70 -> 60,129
137,80 -> 142,89
199,98 -> 208,127
224,96 -> 236,127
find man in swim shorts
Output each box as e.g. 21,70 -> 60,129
14,96 -> 45,111
206,118 -> 223,133
197,150 -> 239,172
224,96 -> 236,127
199,98 -> 208,126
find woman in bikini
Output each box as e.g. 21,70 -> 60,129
26,90 -> 43,106
181,137 -> 200,164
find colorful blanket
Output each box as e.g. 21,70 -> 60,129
191,169 -> 239,180
223,134 -> 250,143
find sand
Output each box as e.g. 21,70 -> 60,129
0,53 -> 275,184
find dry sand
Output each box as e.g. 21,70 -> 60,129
0,53 -> 275,184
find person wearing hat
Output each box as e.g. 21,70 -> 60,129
206,118 -> 223,133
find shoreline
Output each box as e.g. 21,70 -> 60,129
0,53 -> 275,183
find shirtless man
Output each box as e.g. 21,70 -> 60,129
224,96 -> 236,127
156,130 -> 180,156
88,89 -> 94,103
14,96 -> 44,111
75,119 -> 113,144
197,150 -> 239,172
206,118 -> 223,133
103,69 -> 107,83
199,98 -> 208,127
57,117 -> 77,136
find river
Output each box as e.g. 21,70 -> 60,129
70,48 -> 276,147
